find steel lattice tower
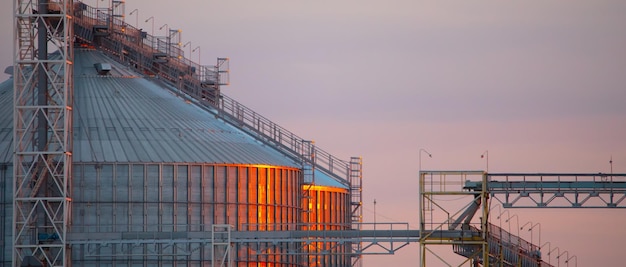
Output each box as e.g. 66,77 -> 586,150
12,1 -> 73,266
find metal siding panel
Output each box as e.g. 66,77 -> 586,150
149,165 -> 162,208
146,203 -> 159,231
83,167 -> 97,203
190,165 -> 202,203
162,203 -> 174,231
115,204 -> 129,232
133,165 -> 147,202
131,203 -> 144,231
116,164 -> 129,202
99,203 -> 113,232
203,165 -> 214,226
177,166 -> 188,203
189,166 -> 202,231
161,164 -> 174,202
176,202 -> 188,229
99,165 -> 113,202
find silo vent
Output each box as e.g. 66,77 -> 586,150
4,66 -> 13,76
94,63 -> 112,75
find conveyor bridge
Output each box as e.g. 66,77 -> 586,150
465,173 -> 626,208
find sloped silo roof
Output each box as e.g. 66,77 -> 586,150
0,49 -> 299,168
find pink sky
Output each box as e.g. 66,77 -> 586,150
1,0 -> 625,266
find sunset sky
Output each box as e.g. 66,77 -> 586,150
1,0 -> 626,266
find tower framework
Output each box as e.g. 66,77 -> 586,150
419,171 -> 490,267
12,1 -> 74,267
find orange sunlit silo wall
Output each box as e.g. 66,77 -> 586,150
302,184 -> 351,267
70,163 -> 302,266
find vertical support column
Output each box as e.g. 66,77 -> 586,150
13,1 -> 74,267
301,140 -> 315,221
481,171 -> 490,267
300,140 -> 315,263
111,0 -> 124,29
214,57 -> 230,108
211,224 -> 233,267
349,156 -> 362,267
418,170 -> 425,267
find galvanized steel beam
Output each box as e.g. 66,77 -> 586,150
67,228 -> 480,258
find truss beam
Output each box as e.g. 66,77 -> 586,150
465,173 -> 626,208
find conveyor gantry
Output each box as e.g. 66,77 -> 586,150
464,173 -> 626,208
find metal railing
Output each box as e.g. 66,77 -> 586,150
219,94 -> 350,186
453,223 -> 552,267
74,2 -> 218,85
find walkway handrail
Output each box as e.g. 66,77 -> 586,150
219,93 -> 350,186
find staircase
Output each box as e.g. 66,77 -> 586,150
453,223 -> 554,267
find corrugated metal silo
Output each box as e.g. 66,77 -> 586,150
0,49 -> 318,266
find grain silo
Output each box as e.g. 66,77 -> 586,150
1,1 -> 362,266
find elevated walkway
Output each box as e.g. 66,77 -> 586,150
67,223 -> 468,257
67,221 -> 551,266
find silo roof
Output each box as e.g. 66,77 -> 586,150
0,49 -> 299,167
313,169 -> 348,189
